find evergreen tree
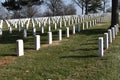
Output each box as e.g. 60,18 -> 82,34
73,0 -> 103,14
88,0 -> 103,13
2,0 -> 43,10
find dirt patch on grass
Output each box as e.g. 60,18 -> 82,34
97,24 -> 104,26
41,39 -> 69,48
0,56 -> 16,66
41,40 -> 61,48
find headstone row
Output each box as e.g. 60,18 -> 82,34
98,24 -> 119,57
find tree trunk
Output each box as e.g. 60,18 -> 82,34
111,0 -> 119,28
85,1 -> 88,15
103,1 -> 105,13
82,2 -> 84,15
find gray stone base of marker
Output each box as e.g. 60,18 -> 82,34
35,35 -> 40,50
59,29 -> 62,41
66,27 -> 69,38
16,39 -> 24,56
48,32 -> 52,44
98,37 -> 104,57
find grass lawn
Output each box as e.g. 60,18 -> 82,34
0,21 -> 120,80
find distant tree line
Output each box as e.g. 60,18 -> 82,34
1,0 -> 76,18
1,0 -> 112,19
73,0 -> 110,15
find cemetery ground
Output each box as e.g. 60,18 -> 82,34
0,21 -> 120,80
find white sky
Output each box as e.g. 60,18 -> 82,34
0,0 -> 5,2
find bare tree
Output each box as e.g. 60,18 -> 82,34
72,0 -> 85,14
118,0 -> 120,11
13,6 -> 42,18
43,8 -> 53,17
73,0 -> 91,15
45,0 -> 64,16
22,6 -> 39,18
102,0 -> 108,13
63,4 -> 76,15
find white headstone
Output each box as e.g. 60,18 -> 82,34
90,21 -> 92,27
104,33 -> 108,50
41,26 -> 44,34
64,20 -> 66,26
18,25 -> 21,32
33,28 -> 36,36
59,29 -> 62,41
114,25 -> 117,35
73,25 -> 76,34
77,23 -> 80,32
111,27 -> 115,39
98,37 -> 104,57
48,26 -> 51,31
0,28 -> 2,35
48,32 -> 52,44
23,29 -> 27,38
60,21 -> 62,28
92,20 -> 95,26
116,24 -> 119,32
86,22 -> 88,29
54,23 -> 57,30
108,29 -> 112,43
82,23 -> 85,30
16,39 -> 24,56
35,35 -> 40,50
66,27 -> 69,38
9,27 -> 12,34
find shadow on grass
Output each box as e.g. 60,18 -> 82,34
0,30 -> 23,44
80,42 -> 97,45
0,54 -> 17,57
60,55 -> 98,59
71,48 -> 98,52
77,28 -> 107,36
24,47 -> 34,50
